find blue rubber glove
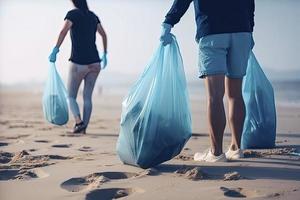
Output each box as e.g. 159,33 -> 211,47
160,23 -> 173,46
49,47 -> 59,63
101,52 -> 107,69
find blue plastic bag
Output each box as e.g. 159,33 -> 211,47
241,52 -> 276,149
117,36 -> 192,169
42,63 -> 69,125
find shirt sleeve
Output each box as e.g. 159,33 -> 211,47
64,11 -> 76,23
164,0 -> 193,26
96,15 -> 101,24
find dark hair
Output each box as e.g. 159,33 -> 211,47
71,0 -> 89,11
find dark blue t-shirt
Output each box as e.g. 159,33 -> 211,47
164,0 -> 255,42
65,9 -> 101,65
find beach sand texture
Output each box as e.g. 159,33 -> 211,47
0,90 -> 300,200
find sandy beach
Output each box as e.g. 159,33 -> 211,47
0,89 -> 300,200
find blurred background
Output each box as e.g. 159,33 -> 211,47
0,0 -> 299,106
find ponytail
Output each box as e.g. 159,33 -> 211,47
71,0 -> 89,11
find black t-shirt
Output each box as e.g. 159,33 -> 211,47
65,9 -> 101,65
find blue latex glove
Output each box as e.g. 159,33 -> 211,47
160,23 -> 173,46
101,53 -> 107,69
49,47 -> 59,63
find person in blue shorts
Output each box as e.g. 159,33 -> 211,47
160,0 -> 255,162
49,0 -> 108,134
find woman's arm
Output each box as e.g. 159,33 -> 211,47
97,23 -> 107,53
49,20 -> 72,62
54,20 -> 73,48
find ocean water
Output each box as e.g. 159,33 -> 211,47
271,80 -> 300,107
98,78 -> 300,108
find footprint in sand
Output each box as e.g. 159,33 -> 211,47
0,120 -> 9,125
78,146 -> 93,152
243,148 -> 298,158
175,154 -> 193,161
0,150 -> 72,170
4,134 -> 30,140
99,152 -> 117,156
38,127 -> 52,131
0,142 -> 9,147
220,187 -> 261,198
8,124 -> 34,129
34,140 -> 50,143
0,168 -> 49,181
85,188 -> 141,200
0,151 -> 14,164
47,155 -> 73,160
61,172 -> 139,192
60,133 -> 83,138
175,166 -> 207,181
51,144 -> 72,148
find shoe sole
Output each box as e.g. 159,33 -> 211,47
226,154 -> 244,160
194,155 -> 228,162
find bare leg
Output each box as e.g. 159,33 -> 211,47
225,77 -> 245,150
205,75 -> 226,156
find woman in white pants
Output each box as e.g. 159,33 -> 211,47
49,0 -> 108,134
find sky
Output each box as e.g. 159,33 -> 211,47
0,0 -> 299,85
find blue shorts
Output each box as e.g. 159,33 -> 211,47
198,32 -> 253,79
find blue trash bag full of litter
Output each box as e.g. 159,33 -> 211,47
117,36 -> 192,169
241,51 -> 276,149
42,63 -> 69,126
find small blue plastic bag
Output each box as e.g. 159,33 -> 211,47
117,36 -> 192,169
42,63 -> 69,125
241,52 -> 276,149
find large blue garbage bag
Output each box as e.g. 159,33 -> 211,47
117,36 -> 192,169
241,52 -> 276,149
42,63 -> 69,125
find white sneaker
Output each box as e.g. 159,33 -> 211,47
225,148 -> 244,160
194,149 -> 227,162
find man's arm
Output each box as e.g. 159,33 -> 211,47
164,0 -> 193,26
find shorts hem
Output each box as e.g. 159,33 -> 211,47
199,71 -> 226,79
225,74 -> 246,79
